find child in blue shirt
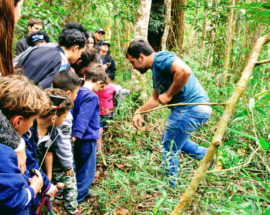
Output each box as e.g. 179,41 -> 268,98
72,64 -> 108,203
0,75 -> 51,214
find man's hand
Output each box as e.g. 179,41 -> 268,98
132,113 -> 143,129
72,137 -> 77,142
103,65 -> 108,70
65,169 -> 73,176
47,184 -> 58,198
158,93 -> 172,106
29,175 -> 44,196
16,149 -> 27,174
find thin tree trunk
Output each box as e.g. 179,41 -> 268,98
205,0 -> 216,71
200,0 -> 209,65
222,0 -> 236,85
178,0 -> 185,52
105,17 -> 112,42
132,0 -> 152,102
238,25 -> 264,78
193,0 -> 199,56
161,0 -> 171,51
261,43 -> 270,85
172,31 -> 270,215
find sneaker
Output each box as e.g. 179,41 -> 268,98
53,192 -> 64,204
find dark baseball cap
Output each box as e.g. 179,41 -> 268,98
95,28 -> 105,34
100,41 -> 110,47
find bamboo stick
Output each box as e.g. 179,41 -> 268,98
135,103 -> 226,115
172,32 -> 270,214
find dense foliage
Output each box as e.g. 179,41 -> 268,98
14,0 -> 270,214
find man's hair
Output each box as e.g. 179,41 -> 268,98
53,70 -> 81,92
42,88 -> 73,118
125,39 -> 154,59
26,31 -> 50,47
58,23 -> 89,49
85,64 -> 109,83
28,18 -> 43,27
0,75 -> 51,119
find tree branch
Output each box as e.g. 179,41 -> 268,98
256,59 -> 270,65
135,103 -> 226,115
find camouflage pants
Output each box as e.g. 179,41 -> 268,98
52,169 -> 78,215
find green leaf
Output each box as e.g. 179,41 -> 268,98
255,107 -> 267,117
259,138 -> 270,150
264,209 -> 270,215
226,128 -> 258,141
255,90 -> 269,98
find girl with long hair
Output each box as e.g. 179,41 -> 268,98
0,0 -> 23,76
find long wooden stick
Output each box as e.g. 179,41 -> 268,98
172,32 -> 270,214
135,103 -> 226,115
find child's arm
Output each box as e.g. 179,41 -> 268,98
45,152 -> 53,182
73,96 -> 99,139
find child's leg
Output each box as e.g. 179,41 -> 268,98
97,115 -> 105,153
96,127 -> 103,153
74,139 -> 96,203
52,169 -> 78,214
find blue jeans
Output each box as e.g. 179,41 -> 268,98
161,105 -> 212,188
74,139 -> 96,203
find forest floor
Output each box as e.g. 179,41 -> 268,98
53,60 -> 270,215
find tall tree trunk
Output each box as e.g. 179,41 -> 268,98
237,25 -> 264,79
193,0 -> 199,55
169,0 -> 185,53
132,0 -> 152,102
205,0 -> 216,71
222,0 -> 236,85
200,0 -> 209,65
161,0 -> 172,51
105,18 -> 112,42
172,31 -> 270,215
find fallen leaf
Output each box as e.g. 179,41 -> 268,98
237,148 -> 246,156
152,192 -> 159,197
116,210 -> 127,215
115,163 -> 127,174
104,170 -> 109,176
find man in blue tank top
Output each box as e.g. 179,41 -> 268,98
126,40 -> 212,187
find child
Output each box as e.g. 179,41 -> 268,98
0,75 -> 50,214
51,70 -> 82,215
96,80 -> 116,153
71,46 -> 97,78
72,64 -> 108,203
31,88 -> 73,182
26,31 -> 50,47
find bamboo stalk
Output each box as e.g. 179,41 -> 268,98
135,103 -> 226,115
172,32 -> 270,215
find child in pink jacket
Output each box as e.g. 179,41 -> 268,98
96,82 -> 116,153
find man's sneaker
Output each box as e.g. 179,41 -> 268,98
53,192 -> 64,204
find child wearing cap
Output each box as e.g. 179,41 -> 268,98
26,31 -> 50,47
99,41 -> 116,81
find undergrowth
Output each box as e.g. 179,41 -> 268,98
86,56 -> 270,215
